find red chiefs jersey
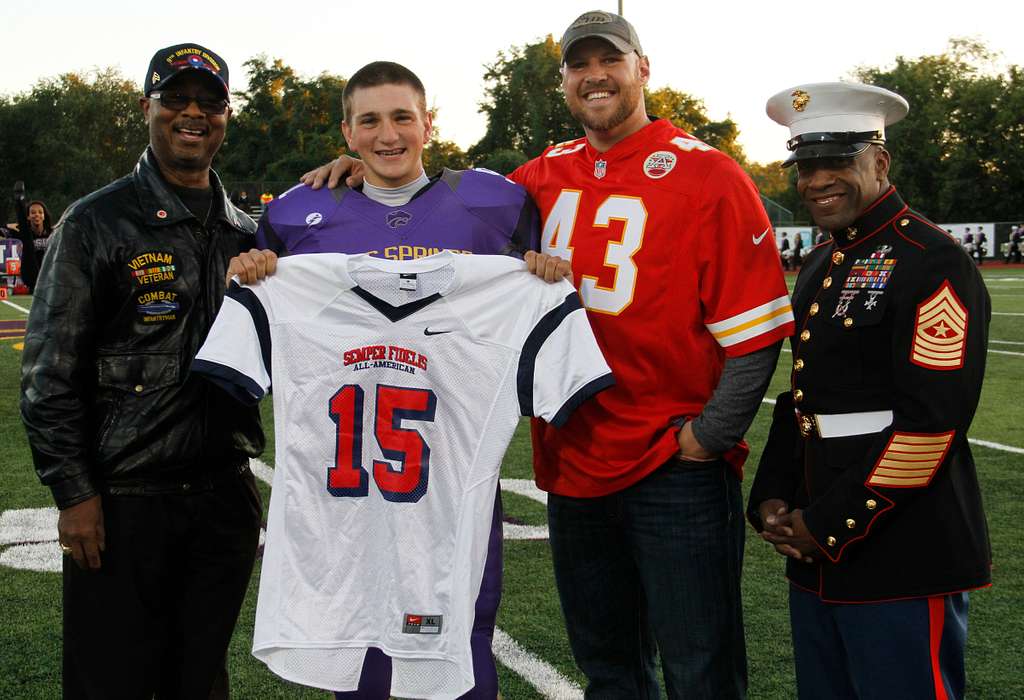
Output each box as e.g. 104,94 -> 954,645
510,119 -> 795,497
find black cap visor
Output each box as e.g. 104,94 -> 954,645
151,68 -> 228,99
782,131 -> 884,167
157,69 -> 229,100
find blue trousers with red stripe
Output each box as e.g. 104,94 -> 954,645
789,585 -> 968,700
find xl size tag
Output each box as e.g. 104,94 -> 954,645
403,613 -> 443,634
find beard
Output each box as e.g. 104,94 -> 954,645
567,81 -> 644,133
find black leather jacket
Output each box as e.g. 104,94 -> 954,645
21,149 -> 265,509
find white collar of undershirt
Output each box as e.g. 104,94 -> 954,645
362,170 -> 430,207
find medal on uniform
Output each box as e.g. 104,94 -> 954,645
832,290 -> 859,318
594,159 -> 607,179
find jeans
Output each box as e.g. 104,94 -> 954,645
547,458 -> 747,699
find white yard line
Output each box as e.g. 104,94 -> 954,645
993,312 -> 1024,316
501,478 -> 548,505
991,340 -> 1024,345
968,438 -> 1024,455
2,299 -> 30,314
493,629 -> 583,699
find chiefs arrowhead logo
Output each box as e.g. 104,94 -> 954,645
910,281 -> 968,370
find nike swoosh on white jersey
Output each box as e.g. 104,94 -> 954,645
752,227 -> 770,245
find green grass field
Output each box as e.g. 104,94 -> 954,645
1,268 -> 1022,698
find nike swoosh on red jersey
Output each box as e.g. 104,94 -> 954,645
752,227 -> 770,245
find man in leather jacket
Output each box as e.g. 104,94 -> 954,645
20,43 -> 264,699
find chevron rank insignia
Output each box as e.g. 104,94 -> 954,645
911,281 -> 968,370
867,431 -> 954,487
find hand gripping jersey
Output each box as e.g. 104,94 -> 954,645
511,119 -> 795,496
193,252 -> 612,697
257,168 -> 539,260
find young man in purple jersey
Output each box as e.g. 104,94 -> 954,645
230,61 -> 537,275
229,61 -> 538,699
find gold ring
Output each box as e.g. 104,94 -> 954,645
60,543 -> 72,554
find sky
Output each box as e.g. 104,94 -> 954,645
3,0 -> 1021,164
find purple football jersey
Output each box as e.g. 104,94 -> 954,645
258,169 -> 539,258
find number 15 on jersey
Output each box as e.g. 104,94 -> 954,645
328,383 -> 437,503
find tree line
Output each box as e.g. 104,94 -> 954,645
1,37 -> 1021,223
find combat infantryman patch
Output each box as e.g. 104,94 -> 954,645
911,281 -> 968,370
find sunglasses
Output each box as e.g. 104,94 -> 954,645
150,91 -> 229,115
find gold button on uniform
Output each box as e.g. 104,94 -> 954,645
794,358 -> 805,371
823,277 -> 833,289
846,519 -> 856,529
793,389 -> 804,403
809,303 -> 819,316
866,499 -> 877,510
800,330 -> 811,341
900,218 -> 909,227
134,385 -> 144,393
827,536 -> 837,547
846,227 -> 858,241
832,251 -> 845,265
843,317 -> 854,328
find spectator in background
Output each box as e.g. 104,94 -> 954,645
16,200 -> 55,292
9,183 -> 55,292
1006,224 -> 1022,264
780,231 -> 793,270
975,227 -> 987,265
814,230 -> 826,245
231,188 -> 251,213
792,229 -> 804,268
963,227 -> 975,258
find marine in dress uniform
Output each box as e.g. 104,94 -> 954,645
748,83 -> 992,700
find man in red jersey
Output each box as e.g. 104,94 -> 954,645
300,11 -> 793,697
510,11 -> 794,698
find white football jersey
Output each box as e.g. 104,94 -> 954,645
193,251 -> 612,697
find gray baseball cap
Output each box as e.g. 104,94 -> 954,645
560,10 -> 643,63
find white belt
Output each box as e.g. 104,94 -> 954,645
812,410 -> 894,438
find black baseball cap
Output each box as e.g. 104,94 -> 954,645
560,11 -> 643,64
145,43 -> 229,98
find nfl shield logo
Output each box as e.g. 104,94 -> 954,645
594,159 -> 607,179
